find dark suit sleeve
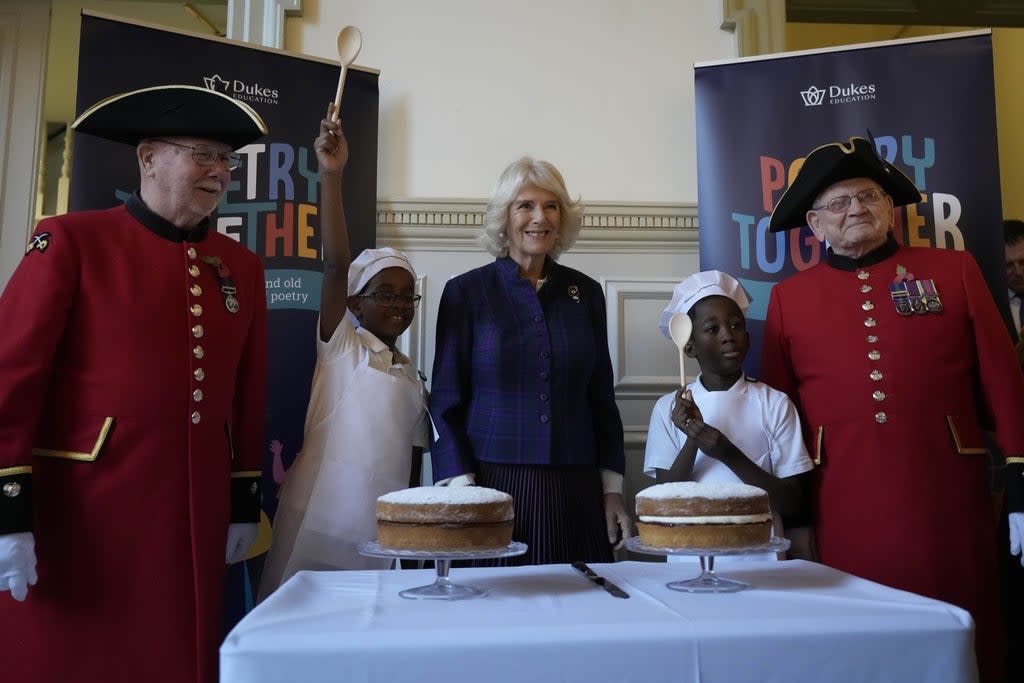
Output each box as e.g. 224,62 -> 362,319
428,276 -> 476,481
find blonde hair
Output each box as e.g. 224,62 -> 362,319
479,157 -> 583,259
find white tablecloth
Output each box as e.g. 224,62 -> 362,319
221,560 -> 977,683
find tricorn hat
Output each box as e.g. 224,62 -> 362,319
767,136 -> 921,233
71,84 -> 268,150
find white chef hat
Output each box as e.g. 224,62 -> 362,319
348,247 -> 417,295
658,270 -> 751,340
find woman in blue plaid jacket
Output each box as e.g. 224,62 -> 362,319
429,157 -> 633,564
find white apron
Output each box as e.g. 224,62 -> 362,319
259,348 -> 423,598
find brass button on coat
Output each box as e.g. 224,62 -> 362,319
190,304 -> 203,317
870,370 -> 884,381
187,247 -> 197,259
193,389 -> 203,402
864,318 -> 877,328
868,350 -> 881,361
189,265 -> 200,277
190,284 -> 202,297
873,390 -> 886,401
858,271 -> 870,280
192,325 -> 204,338
194,368 -> 205,381
191,411 -> 201,424
874,412 -> 887,423
193,345 -> 204,359
862,301 -> 875,311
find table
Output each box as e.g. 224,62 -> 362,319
221,560 -> 977,683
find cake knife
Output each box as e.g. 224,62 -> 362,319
571,561 -> 629,598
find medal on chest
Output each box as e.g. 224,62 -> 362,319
200,255 -> 240,313
890,264 -> 942,316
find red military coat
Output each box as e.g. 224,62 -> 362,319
0,195 -> 266,683
761,237 -> 1024,681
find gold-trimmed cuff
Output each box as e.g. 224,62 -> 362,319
230,471 -> 262,523
1,467 -> 32,534
1007,463 -> 1024,512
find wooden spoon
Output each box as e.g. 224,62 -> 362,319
332,26 -> 363,122
668,312 -> 692,387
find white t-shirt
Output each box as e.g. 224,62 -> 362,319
642,374 -> 813,562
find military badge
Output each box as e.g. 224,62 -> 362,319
920,278 -> 944,313
200,255 -> 240,313
25,232 -> 52,255
889,281 -> 913,316
568,285 -> 580,303
890,264 -> 942,316
890,264 -> 915,315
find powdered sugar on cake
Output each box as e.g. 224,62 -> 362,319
378,486 -> 512,505
637,481 -> 764,501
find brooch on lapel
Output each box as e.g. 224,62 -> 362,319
568,285 -> 580,303
200,255 -> 240,313
889,264 -> 942,316
25,232 -> 52,255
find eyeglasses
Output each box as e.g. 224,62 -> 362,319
151,139 -> 243,171
359,291 -> 422,308
812,187 -> 886,214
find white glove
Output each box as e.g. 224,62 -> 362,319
1010,512 -> 1024,567
225,523 -> 259,564
0,532 -> 38,601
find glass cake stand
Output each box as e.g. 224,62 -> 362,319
358,540 -> 528,600
625,536 -> 790,593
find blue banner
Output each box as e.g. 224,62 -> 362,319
694,32 -> 1006,377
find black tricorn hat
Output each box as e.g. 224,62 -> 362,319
768,136 -> 922,233
71,84 -> 268,150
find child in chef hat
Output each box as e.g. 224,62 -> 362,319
643,270 -> 814,562
259,111 -> 430,600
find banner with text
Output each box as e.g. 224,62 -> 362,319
74,11 -> 379,623
694,31 -> 1005,377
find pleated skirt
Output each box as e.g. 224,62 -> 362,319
475,462 -> 613,566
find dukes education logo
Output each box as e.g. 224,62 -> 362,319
203,74 -> 280,105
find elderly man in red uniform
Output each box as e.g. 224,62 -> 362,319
0,85 -> 267,683
761,136 -> 1024,683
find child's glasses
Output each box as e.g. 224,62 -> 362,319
360,291 -> 422,308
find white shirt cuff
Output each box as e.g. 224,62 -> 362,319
601,469 -> 623,494
435,473 -> 475,487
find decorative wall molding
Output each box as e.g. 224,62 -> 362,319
377,198 -> 700,253
605,278 -> 694,398
396,275 -> 428,365
380,196 -> 701,464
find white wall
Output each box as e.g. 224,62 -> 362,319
285,0 -> 737,202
